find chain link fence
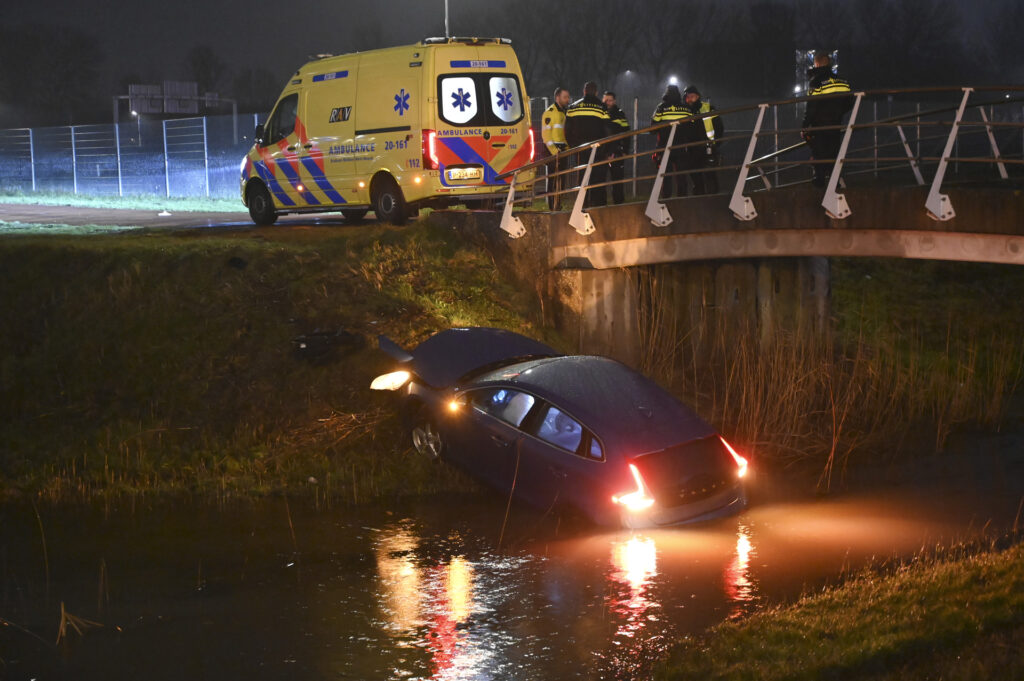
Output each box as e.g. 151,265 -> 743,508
0,113 -> 261,200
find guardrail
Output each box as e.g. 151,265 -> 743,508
500,86 -> 1024,239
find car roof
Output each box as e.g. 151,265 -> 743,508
469,355 -> 715,454
406,327 -> 559,388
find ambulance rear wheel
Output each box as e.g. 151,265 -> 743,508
341,208 -> 368,223
373,178 -> 408,225
247,184 -> 278,226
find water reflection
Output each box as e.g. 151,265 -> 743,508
722,522 -> 759,618
608,535 -> 660,640
374,523 -> 490,680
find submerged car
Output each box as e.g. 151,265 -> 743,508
371,327 -> 748,528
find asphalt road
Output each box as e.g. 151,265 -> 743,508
0,203 -> 355,230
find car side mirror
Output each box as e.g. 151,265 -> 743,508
254,124 -> 265,146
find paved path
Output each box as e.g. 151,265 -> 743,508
0,203 -> 353,230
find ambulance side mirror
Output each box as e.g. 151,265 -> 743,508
254,124 -> 265,146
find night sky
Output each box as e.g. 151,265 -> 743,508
3,0 -> 1021,127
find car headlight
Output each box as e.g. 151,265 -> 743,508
370,370 -> 411,391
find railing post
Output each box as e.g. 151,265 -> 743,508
822,92 -> 863,220
202,116 -> 210,197
632,96 -> 639,197
71,126 -> 78,194
730,103 -> 767,221
645,122 -> 677,227
28,128 -> 36,192
925,87 -> 971,221
115,122 -> 123,197
896,124 -> 925,185
498,171 -> 526,238
163,119 -> 170,198
978,106 -> 1008,180
568,144 -> 598,236
872,100 -> 878,178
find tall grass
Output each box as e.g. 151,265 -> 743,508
632,261 -> 1024,488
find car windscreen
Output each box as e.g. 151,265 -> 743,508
437,73 -> 524,127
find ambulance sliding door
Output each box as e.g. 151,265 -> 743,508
354,49 -> 422,178
302,64 -> 358,203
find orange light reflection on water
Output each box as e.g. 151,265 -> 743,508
608,535 -> 660,640
722,522 -> 759,618
374,525 -> 485,680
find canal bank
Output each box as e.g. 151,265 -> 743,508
2,211 -> 1023,501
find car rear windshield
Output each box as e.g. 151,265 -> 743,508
437,73 -> 524,127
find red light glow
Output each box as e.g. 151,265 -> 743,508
612,464 -> 655,512
719,436 -> 749,478
423,129 -> 439,170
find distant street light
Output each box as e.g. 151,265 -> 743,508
669,76 -> 678,85
793,85 -> 802,94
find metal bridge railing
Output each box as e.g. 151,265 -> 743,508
499,86 -> 1024,239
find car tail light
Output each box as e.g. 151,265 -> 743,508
719,436 -> 749,478
612,463 -> 655,512
528,128 -> 535,162
422,129 -> 439,170
370,370 -> 411,391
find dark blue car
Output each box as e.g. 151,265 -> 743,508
371,327 -> 748,528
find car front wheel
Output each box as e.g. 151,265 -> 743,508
411,407 -> 444,461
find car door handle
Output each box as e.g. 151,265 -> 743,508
490,435 -> 511,448
302,143 -> 314,150
286,145 -> 297,151
548,465 -> 567,479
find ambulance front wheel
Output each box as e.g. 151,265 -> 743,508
373,177 -> 409,225
247,184 -> 279,226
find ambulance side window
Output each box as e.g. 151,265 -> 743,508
264,93 -> 298,146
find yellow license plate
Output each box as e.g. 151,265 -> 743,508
446,167 -> 482,182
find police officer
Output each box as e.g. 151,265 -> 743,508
541,87 -> 570,209
651,84 -> 688,197
603,91 -> 630,205
801,51 -> 853,187
681,85 -> 723,195
565,81 -> 613,208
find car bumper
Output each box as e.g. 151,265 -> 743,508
619,483 -> 747,529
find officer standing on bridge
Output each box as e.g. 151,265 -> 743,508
541,87 -> 571,210
802,51 -> 854,187
681,85 -> 723,195
603,91 -> 631,205
565,81 -> 613,208
651,84 -> 688,198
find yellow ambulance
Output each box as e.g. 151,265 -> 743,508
240,37 -> 535,225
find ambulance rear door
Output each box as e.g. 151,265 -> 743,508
432,46 -> 532,189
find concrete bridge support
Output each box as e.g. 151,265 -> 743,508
431,209 -> 831,370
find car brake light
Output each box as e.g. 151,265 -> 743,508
612,463 -> 655,512
422,129 -> 439,170
528,128 -> 535,162
719,436 -> 749,478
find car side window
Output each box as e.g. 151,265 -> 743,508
469,388 -> 535,427
536,405 -> 583,453
587,436 -> 604,460
264,93 -> 298,146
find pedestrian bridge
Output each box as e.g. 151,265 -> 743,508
494,85 -> 1024,269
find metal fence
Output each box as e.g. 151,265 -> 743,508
0,113 -> 261,200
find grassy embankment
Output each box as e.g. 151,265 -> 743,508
0,218 -> 552,502
2,209 -> 1023,501
656,539 -> 1024,681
